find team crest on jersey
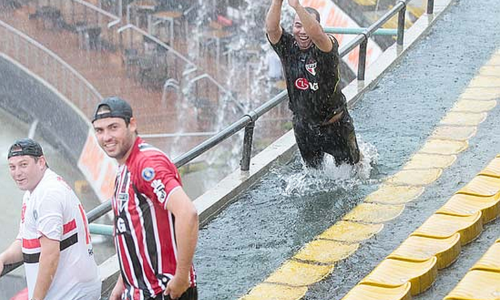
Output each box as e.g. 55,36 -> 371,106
142,167 -> 155,181
118,193 -> 129,212
151,179 -> 167,203
305,62 -> 317,76
116,217 -> 127,234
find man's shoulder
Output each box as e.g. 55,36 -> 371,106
130,144 -> 176,180
34,170 -> 71,196
269,29 -> 295,51
313,34 -> 339,55
138,144 -> 173,164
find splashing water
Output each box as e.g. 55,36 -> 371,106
279,140 -> 378,197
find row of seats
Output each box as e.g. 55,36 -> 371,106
341,154 -> 500,300
237,46 -> 500,300
445,238 -> 500,299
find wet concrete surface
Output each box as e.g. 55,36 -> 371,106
195,0 -> 500,299
1,0 -> 500,299
305,0 -> 500,298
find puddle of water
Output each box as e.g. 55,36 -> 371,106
196,138 -> 380,300
280,140 -> 379,197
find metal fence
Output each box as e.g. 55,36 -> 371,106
85,0 -> 427,228
0,0 -> 435,281
0,19 -> 102,109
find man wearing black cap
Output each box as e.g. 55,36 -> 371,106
92,97 -> 199,300
0,138 -> 100,300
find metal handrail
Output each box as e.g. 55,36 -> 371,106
325,27 -> 397,36
188,73 -> 244,112
1,0 -> 436,279
73,0 -> 120,22
117,24 -> 195,67
84,89 -> 287,223
116,24 -> 242,111
0,20 -> 103,106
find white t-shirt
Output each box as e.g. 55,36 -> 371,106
18,169 -> 101,300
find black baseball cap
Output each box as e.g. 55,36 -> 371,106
92,96 -> 133,123
8,138 -> 44,159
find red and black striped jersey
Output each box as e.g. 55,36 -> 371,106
112,137 -> 196,300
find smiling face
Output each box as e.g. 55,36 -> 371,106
93,117 -> 137,164
8,155 -> 46,192
292,13 -> 316,50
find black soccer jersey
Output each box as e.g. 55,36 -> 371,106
269,29 -> 346,124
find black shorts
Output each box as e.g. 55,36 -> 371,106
293,109 -> 360,168
146,287 -> 198,300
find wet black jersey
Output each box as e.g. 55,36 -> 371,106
269,29 -> 346,124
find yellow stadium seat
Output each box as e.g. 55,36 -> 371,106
388,233 -> 461,269
460,88 -> 500,101
360,257 -> 437,296
341,282 -> 412,300
386,169 -> 442,186
436,193 -> 500,224
264,260 -> 334,286
365,185 -> 424,205
403,153 -> 457,169
420,139 -> 468,155
479,157 -> 500,178
457,175 -> 500,197
469,76 -> 500,88
471,242 -> 500,272
317,221 -> 384,243
239,283 -> 307,300
444,270 -> 500,300
431,126 -> 477,141
411,212 -> 483,246
343,203 -> 405,224
293,239 -> 358,264
451,100 -> 497,113
439,112 -> 487,126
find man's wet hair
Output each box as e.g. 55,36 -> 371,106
305,7 -> 321,23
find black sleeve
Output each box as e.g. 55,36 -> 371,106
315,34 -> 339,67
267,28 -> 294,58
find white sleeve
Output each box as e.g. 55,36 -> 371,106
16,220 -> 23,241
36,189 -> 65,241
16,196 -> 28,240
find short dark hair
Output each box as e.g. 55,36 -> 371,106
305,7 -> 321,23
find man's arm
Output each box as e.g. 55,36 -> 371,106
164,188 -> 199,299
266,0 -> 284,44
0,240 -> 23,276
289,0 -> 333,52
31,236 -> 60,300
109,274 -> 125,300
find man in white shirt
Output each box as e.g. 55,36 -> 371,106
0,138 -> 101,300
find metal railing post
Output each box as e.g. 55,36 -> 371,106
118,0 -> 123,18
357,34 -> 368,80
397,3 -> 406,46
240,121 -> 255,171
427,0 -> 434,14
